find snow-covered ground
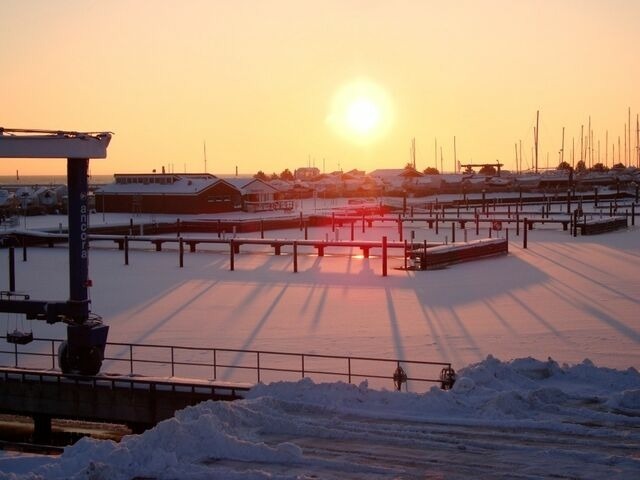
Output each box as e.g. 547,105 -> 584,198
0,206 -> 639,478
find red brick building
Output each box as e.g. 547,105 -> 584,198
94,173 -> 242,214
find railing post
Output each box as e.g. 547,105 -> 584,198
14,343 -> 18,368
257,352 -> 261,383
171,347 -> 175,377
213,349 -> 217,380
129,344 -> 133,375
51,341 -> 55,369
348,357 -> 352,384
301,354 -> 305,378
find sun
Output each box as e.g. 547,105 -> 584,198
345,97 -> 381,135
327,79 -> 393,144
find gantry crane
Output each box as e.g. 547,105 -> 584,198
0,128 -> 112,375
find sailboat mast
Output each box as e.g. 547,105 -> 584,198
453,136 -> 457,173
561,127 -> 565,165
534,110 -> 539,173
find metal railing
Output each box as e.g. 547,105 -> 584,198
0,336 -> 455,391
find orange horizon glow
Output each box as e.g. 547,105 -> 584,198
1,0 -> 639,176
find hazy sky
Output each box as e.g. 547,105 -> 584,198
1,0 -> 639,176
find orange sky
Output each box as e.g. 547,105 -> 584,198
1,0 -> 639,176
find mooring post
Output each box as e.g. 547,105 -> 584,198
404,239 -> 408,270
8,246 -> 15,292
32,415 -> 52,444
293,241 -> 298,273
423,240 -> 427,271
124,235 -> 129,265
229,239 -> 235,271
523,218 -> 528,249
179,237 -> 184,268
382,236 -> 388,277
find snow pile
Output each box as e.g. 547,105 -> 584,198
1,356 -> 639,479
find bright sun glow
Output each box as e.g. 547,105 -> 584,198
327,79 -> 394,144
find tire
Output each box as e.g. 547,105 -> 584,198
57,341 -> 73,374
78,346 -> 103,376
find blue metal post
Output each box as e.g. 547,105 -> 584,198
67,158 -> 89,321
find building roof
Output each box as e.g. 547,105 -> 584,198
218,177 -> 280,194
97,173 -> 240,195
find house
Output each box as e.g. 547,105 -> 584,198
294,167 -> 320,180
219,177 -> 288,212
95,173 -> 242,214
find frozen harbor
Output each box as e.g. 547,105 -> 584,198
0,210 -> 639,478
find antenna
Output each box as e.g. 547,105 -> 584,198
203,141 -> 207,173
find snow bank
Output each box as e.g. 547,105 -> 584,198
1,356 -> 638,479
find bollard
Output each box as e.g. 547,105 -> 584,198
382,236 -> 388,277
